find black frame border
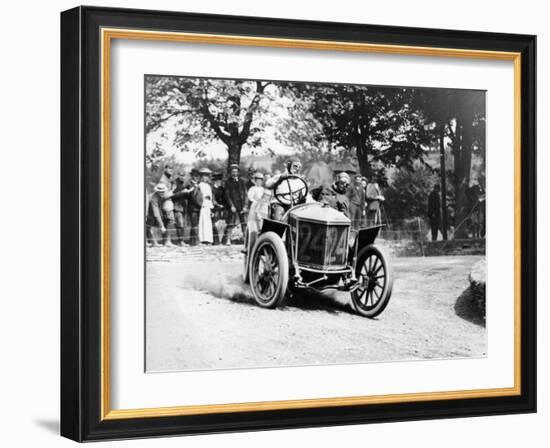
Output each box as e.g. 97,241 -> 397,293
60,5 -> 536,442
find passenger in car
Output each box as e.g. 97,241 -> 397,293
311,171 -> 351,218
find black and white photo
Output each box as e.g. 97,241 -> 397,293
144,75 -> 487,372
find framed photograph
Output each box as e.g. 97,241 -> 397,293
60,6 -> 536,442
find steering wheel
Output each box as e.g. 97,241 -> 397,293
272,174 -> 309,207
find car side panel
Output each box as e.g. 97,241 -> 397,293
260,218 -> 289,238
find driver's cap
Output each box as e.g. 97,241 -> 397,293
336,172 -> 351,184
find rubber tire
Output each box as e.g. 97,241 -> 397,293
350,244 -> 393,318
249,231 -> 289,309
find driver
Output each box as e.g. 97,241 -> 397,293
265,158 -> 308,220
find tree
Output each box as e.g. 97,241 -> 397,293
383,162 -> 438,220
446,90 -> 486,237
279,84 -> 433,184
412,89 -> 454,239
145,76 -> 275,171
413,89 -> 486,238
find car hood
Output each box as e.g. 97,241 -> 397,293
289,202 -> 350,225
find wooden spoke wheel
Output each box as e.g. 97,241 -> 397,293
249,232 -> 289,308
351,244 -> 393,318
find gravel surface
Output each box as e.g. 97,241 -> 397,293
145,245 -> 486,372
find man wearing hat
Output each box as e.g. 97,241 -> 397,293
224,164 -> 248,245
146,183 -> 176,246
211,171 -> 227,245
366,178 -> 384,226
170,171 -> 196,246
348,172 -> 367,230
159,163 -> 174,189
246,165 -> 256,192
182,168 -> 202,246
171,174 -> 186,246
427,184 -> 441,241
155,163 -> 177,245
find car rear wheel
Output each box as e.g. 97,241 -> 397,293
249,232 -> 289,308
350,244 -> 393,318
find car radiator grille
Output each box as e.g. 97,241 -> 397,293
296,221 -> 349,269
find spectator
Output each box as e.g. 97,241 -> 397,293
247,172 -> 267,233
427,184 -> 441,241
157,164 -> 176,244
361,176 -> 367,190
198,168 -> 214,245
159,164 -> 174,189
246,166 -> 256,191
171,173 -> 189,246
212,171 -> 227,245
348,173 -> 366,230
224,164 -> 248,245
366,179 -> 384,226
146,183 -> 175,246
185,168 -> 202,246
467,183 -> 483,239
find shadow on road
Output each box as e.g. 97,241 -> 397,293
454,287 -> 485,327
287,289 -> 354,315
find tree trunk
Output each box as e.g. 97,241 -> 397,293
454,117 -> 473,238
439,126 -> 448,240
354,89 -> 372,177
356,134 -> 371,177
226,142 -> 243,173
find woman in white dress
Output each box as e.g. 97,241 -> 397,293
197,168 -> 214,244
247,172 -> 267,234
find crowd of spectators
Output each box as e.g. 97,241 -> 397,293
146,160 -> 385,247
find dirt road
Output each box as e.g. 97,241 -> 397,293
145,246 -> 485,372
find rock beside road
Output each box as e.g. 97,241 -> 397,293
469,258 -> 486,319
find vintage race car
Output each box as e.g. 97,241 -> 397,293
243,175 -> 393,318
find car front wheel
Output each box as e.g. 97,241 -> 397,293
350,244 -> 393,318
249,231 -> 289,309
